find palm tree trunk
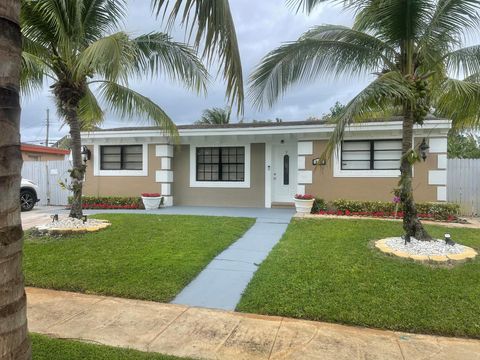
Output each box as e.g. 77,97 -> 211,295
67,111 -> 85,219
0,1 -> 32,359
399,110 -> 432,242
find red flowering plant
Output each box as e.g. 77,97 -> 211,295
294,194 -> 314,200
141,193 -> 161,197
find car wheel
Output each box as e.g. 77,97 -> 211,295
20,190 -> 36,211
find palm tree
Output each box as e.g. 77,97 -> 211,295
151,0 -> 243,114
21,0 -> 208,218
0,2 -> 31,359
195,107 -> 231,125
249,0 -> 480,241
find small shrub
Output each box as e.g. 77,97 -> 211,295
311,198 -> 327,213
318,199 -> 459,221
68,196 -> 144,209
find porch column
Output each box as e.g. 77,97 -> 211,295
297,141 -> 313,194
155,144 -> 174,206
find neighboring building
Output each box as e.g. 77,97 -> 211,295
81,118 -> 450,208
21,143 -> 70,161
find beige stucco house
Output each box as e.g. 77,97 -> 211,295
81,118 -> 450,207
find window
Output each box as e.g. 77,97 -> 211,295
341,140 -> 402,170
100,145 -> 143,170
283,154 -> 289,185
196,146 -> 245,182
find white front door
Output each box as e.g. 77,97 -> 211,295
271,142 -> 297,203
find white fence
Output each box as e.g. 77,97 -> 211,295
22,160 -> 72,206
447,159 -> 480,216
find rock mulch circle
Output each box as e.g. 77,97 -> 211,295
36,217 -> 111,235
375,237 -> 477,263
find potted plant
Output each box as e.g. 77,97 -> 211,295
141,193 -> 163,210
294,194 -> 315,214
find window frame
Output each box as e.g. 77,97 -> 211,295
340,139 -> 402,171
100,145 -> 143,171
93,143 -> 149,177
333,139 -> 403,178
189,143 -> 251,188
195,146 -> 245,182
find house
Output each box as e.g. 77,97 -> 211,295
80,117 -> 450,208
21,143 -> 70,161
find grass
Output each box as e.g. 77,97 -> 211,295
24,214 -> 254,302
237,218 -> 480,338
31,334 -> 193,359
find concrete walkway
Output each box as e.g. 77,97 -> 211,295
171,209 -> 293,310
27,287 -> 480,360
79,206 -> 294,310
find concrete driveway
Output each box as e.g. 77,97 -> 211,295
21,206 -> 65,230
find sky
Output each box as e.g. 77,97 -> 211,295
20,1 -> 373,145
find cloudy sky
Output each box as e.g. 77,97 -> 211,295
21,1 -> 373,144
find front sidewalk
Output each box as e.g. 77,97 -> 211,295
27,288 -> 480,360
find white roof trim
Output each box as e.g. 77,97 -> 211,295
81,119 -> 451,139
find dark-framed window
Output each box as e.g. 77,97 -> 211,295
341,140 -> 402,170
196,146 -> 245,182
100,145 -> 143,170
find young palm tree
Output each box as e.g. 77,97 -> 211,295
195,106 -> 231,125
151,0 -> 243,114
21,0 -> 208,218
0,2 -> 31,359
250,0 -> 480,241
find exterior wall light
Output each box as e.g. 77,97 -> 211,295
81,145 -> 91,163
419,138 -> 429,161
312,158 -> 326,166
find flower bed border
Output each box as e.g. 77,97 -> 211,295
315,209 -> 459,223
375,238 -> 478,263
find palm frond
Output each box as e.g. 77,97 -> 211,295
151,0 -> 244,114
433,78 -> 480,130
195,107 -> 231,125
94,80 -> 178,137
78,32 -> 209,93
78,85 -> 104,128
443,45 -> 480,79
132,32 -> 209,93
76,32 -> 137,82
353,0 -> 433,44
80,0 -> 126,42
325,71 -> 414,157
20,51 -> 50,96
420,0 -> 480,51
249,25 -> 393,109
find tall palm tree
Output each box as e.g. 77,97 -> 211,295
195,106 -> 231,125
250,0 -> 480,241
21,0 -> 208,218
151,0 -> 243,114
0,2 -> 31,359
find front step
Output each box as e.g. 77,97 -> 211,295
271,202 -> 295,209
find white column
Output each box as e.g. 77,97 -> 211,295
155,144 -> 174,206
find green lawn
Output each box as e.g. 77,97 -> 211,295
31,334 -> 193,360
24,214 -> 254,302
237,218 -> 480,338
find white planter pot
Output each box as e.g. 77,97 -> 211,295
141,196 -> 162,210
294,198 -> 314,214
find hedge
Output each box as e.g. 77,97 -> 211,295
68,196 -> 144,209
312,198 -> 460,221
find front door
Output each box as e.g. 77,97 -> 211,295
271,142 -> 297,203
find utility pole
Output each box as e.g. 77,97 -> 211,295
45,108 -> 50,147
